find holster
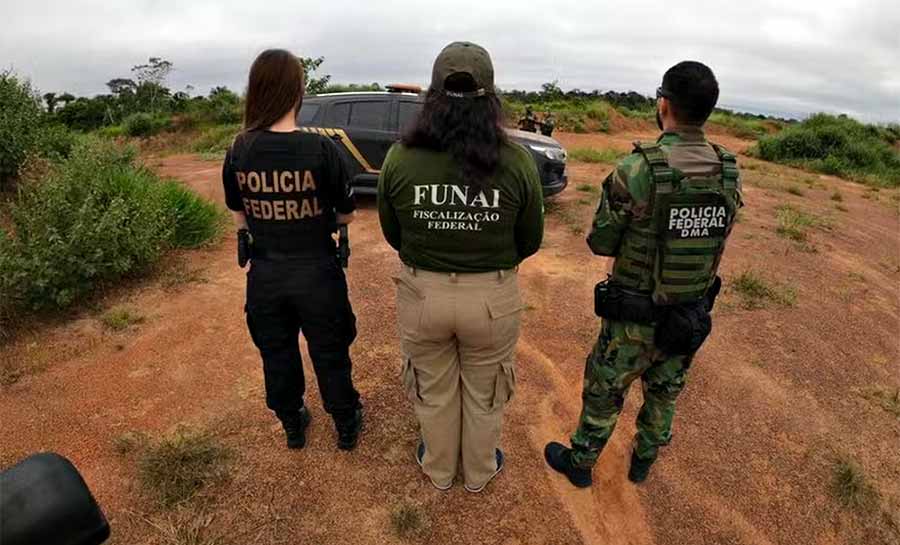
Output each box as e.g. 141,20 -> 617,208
653,276 -> 721,356
237,229 -> 252,268
337,225 -> 350,269
593,278 -> 658,324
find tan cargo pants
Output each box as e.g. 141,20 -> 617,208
394,266 -> 520,489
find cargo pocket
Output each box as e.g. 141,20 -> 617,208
392,275 -> 426,337
401,358 -> 422,403
491,360 -> 517,411
486,289 -> 523,349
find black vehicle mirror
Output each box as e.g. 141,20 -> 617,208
1,452 -> 110,545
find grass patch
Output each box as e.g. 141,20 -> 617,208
390,501 -> 426,538
568,147 -> 625,164
831,457 -> 879,512
101,307 -> 145,331
141,509 -> 225,545
775,204 -> 826,242
858,387 -> 900,419
160,261 -> 208,291
138,428 -> 232,508
576,183 -> 600,194
785,185 -> 805,196
730,270 -> 798,309
835,203 -> 849,212
830,191 -> 843,202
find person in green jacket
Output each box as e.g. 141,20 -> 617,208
378,41 -> 544,493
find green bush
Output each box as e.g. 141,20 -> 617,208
756,114 -> 900,187
0,71 -> 44,187
160,181 -> 226,248
708,112 -> 771,139
122,112 -> 170,137
36,123 -> 77,160
192,124 -> 241,154
0,138 -> 224,314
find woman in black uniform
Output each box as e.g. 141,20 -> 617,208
222,49 -> 363,451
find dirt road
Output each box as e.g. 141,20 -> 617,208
2,131 -> 898,544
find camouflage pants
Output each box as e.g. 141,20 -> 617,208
570,319 -> 692,469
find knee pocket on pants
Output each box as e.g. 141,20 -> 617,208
491,360 -> 517,410
402,358 -> 422,403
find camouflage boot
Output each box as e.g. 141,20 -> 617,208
628,450 -> 655,483
544,442 -> 592,488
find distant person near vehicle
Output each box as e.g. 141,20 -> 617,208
222,49 -> 363,452
544,61 -> 743,487
378,41 -> 544,493
540,111 -> 555,136
518,105 -> 538,133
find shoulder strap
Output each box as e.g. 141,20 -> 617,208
632,141 -> 674,195
710,143 -> 739,191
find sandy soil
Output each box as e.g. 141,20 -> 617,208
2,130 -> 898,545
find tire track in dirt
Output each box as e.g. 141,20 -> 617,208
518,338 -> 655,545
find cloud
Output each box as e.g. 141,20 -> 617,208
2,0 -> 898,121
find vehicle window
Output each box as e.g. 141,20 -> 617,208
349,101 -> 389,130
398,101 -> 423,131
325,102 -> 351,126
298,103 -> 320,125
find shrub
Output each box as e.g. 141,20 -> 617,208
708,112 -> 770,139
137,428 -> 232,507
101,306 -> 145,331
0,138 -> 224,313
831,457 -> 878,512
0,71 -> 44,188
757,114 -> 900,187
160,181 -> 227,248
192,124 -> 241,154
122,112 -> 169,137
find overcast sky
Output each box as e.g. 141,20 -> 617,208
2,0 -> 898,121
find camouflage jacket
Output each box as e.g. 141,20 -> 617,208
587,126 -> 743,286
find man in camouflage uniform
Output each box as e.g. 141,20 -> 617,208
519,106 -> 537,132
540,111 -> 556,136
544,61 -> 742,488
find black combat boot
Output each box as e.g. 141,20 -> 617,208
628,450 -> 655,483
544,442 -> 593,488
278,407 -> 312,450
335,407 -> 364,451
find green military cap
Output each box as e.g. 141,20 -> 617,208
430,41 -> 494,98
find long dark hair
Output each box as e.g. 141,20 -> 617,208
402,74 -> 507,188
243,49 -> 305,132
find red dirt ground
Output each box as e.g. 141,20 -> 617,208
2,130 -> 898,545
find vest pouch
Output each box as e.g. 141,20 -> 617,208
654,301 -> 712,356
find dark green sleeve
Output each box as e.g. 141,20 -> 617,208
514,151 -> 544,260
377,146 -> 402,251
586,156 -> 643,256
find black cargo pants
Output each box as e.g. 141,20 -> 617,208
245,255 -> 361,423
